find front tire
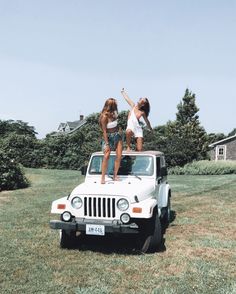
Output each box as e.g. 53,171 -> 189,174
162,195 -> 171,226
137,213 -> 163,253
60,229 -> 77,249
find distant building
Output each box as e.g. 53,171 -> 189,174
209,134 -> 236,161
56,115 -> 87,135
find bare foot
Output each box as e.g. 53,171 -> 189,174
126,147 -> 131,152
101,179 -> 105,184
113,176 -> 121,181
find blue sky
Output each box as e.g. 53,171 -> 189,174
0,0 -> 235,138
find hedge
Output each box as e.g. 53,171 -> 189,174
168,160 -> 236,175
0,150 -> 29,191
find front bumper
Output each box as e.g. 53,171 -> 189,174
49,219 -> 140,234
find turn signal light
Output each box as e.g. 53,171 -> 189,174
132,207 -> 142,213
57,204 -> 66,209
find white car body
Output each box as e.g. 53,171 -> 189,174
50,151 -> 172,252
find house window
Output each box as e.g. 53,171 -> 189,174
218,147 -> 224,155
216,145 -> 226,160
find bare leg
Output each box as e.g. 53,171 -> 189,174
101,149 -> 110,184
113,140 -> 122,181
136,137 -> 143,151
126,129 -> 133,151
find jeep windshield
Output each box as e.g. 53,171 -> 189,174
89,155 -> 154,176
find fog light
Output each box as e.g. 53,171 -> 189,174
61,211 -> 72,222
120,213 -> 130,224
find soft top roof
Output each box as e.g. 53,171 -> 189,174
92,150 -> 164,156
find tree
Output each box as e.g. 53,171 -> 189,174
0,150 -> 29,191
0,133 -> 42,167
118,110 -> 129,131
143,125 -> 167,151
0,120 -> 37,138
41,113 -> 102,169
228,128 -> 236,137
207,133 -> 226,145
162,89 -> 208,167
0,120 -> 41,168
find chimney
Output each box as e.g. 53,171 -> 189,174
80,115 -> 84,121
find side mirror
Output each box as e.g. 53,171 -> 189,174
160,166 -> 168,177
80,165 -> 88,176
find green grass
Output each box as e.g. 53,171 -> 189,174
0,169 -> 236,293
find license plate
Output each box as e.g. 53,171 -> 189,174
86,224 -> 105,236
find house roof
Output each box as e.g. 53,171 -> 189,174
209,134 -> 236,148
66,120 -> 83,129
67,119 -> 87,134
58,123 -> 66,129
54,118 -> 87,136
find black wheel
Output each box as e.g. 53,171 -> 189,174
162,195 -> 171,226
60,230 -> 77,249
137,213 -> 163,253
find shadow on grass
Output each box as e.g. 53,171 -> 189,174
161,210 -> 176,234
71,234 -> 167,255
62,213 -> 178,255
72,234 -> 143,255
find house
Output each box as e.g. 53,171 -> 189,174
57,115 -> 87,135
209,134 -> 236,161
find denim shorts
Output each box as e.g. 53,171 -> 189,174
102,132 -> 122,152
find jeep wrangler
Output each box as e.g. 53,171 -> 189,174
49,150 -> 171,253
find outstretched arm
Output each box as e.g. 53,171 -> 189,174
142,113 -> 152,131
121,88 -> 135,108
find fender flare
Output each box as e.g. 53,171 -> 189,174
158,183 -> 171,208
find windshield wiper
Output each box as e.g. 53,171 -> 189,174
128,172 -> 142,180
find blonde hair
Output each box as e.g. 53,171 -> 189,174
99,98 -> 118,126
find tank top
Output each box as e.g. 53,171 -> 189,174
107,120 -> 118,129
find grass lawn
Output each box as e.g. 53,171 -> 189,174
0,169 -> 235,294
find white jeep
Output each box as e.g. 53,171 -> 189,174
50,150 -> 171,253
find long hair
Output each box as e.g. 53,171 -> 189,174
99,98 -> 118,126
139,98 -> 150,117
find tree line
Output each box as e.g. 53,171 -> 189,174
0,89 -> 235,185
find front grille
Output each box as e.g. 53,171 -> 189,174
84,197 -> 116,218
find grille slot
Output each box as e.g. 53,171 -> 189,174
84,197 -> 116,218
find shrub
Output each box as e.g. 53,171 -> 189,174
0,150 -> 29,191
0,133 -> 43,168
168,160 -> 236,175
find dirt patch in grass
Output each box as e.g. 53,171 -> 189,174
193,247 -> 235,264
0,191 -> 13,206
0,196 -> 11,206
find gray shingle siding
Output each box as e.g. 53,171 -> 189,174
226,139 -> 236,160
209,135 -> 236,161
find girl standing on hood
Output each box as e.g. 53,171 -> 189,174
99,98 -> 122,184
121,88 -> 152,151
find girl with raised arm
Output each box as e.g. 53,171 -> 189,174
121,88 -> 152,151
99,98 -> 122,184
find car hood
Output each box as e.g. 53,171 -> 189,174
70,178 -> 155,203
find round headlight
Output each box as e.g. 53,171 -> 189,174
61,211 -> 72,222
117,198 -> 129,211
120,213 -> 130,224
71,197 -> 83,209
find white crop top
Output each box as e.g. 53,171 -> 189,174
107,120 -> 118,129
